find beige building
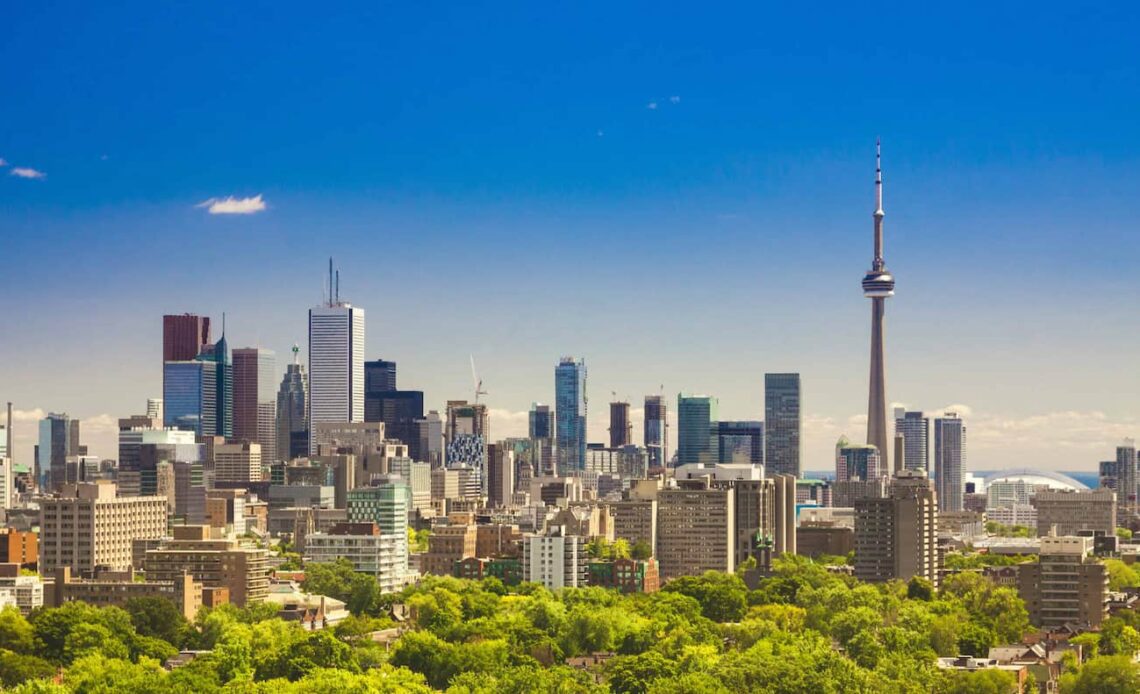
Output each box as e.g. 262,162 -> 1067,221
423,524 -> 476,575
39,482 -> 167,574
214,442 -> 262,484
854,470 -> 940,586
609,499 -> 657,550
144,525 -> 270,606
1018,534 -> 1108,629
1031,489 -> 1116,538
50,566 -> 201,620
656,478 -> 734,580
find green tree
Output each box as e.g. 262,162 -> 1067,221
1060,655 -> 1140,693
586,536 -> 612,559
907,576 -> 934,601
125,596 -> 191,648
0,607 -> 35,654
936,668 -> 1016,694
0,651 -> 56,688
662,572 -> 748,622
1116,527 -> 1133,540
606,650 -> 679,694
630,541 -> 653,561
1105,559 -> 1140,591
611,538 -> 632,560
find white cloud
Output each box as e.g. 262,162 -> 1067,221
669,95 -> 681,104
197,194 -> 267,215
10,167 -> 46,179
646,102 -> 658,110
0,158 -> 7,167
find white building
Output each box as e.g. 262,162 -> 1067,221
987,504 -> 1037,529
521,526 -> 587,589
0,571 -> 44,615
305,523 -> 407,593
0,458 -> 13,510
308,295 -> 366,453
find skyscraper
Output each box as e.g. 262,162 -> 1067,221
1115,440 -> 1137,522
644,395 -> 667,469
195,331 -> 233,439
555,357 -> 586,475
164,361 -> 218,437
528,403 -> 554,475
764,373 -> 801,477
716,421 -> 763,466
308,260 -> 365,451
835,436 -> 881,481
934,412 -> 966,512
854,470 -> 939,587
163,314 -> 211,362
863,141 -> 896,471
367,391 -> 424,449
677,394 -> 717,466
364,359 -> 397,393
275,345 -> 309,462
38,413 -> 80,491
609,401 -> 631,448
233,347 -> 277,463
893,408 -> 929,474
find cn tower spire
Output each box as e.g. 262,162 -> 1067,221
863,139 -> 895,473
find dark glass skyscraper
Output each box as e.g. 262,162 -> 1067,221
364,359 -> 397,394
934,412 -> 966,512
196,333 -> 233,439
367,390 -> 424,450
893,408 -> 929,474
609,401 -> 631,448
554,357 -> 586,475
37,413 -> 80,491
276,345 -> 309,461
764,373 -> 801,477
644,395 -> 666,468
163,361 -> 218,436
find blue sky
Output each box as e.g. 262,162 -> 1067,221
3,2 -> 1140,470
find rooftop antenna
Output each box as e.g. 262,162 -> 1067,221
292,343 -> 300,366
328,257 -> 334,306
335,269 -> 340,304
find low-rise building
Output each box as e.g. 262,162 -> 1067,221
0,563 -> 44,614
304,522 -> 407,593
1018,534 -> 1108,629
423,524 -> 476,576
1031,489 -> 1116,538
49,566 -> 201,620
587,558 -> 660,593
454,556 -> 523,585
0,528 -> 38,566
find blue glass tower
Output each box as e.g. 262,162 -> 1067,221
554,357 -> 586,476
677,394 -> 718,466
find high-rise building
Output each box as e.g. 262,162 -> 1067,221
366,390 -> 424,450
555,357 -> 587,475
415,411 -> 443,467
214,442 -> 262,485
609,401 -> 631,448
308,261 -> 365,451
196,332 -> 233,439
835,436 -> 881,482
656,477 -> 734,579
364,359 -> 397,393
893,408 -> 929,473
676,394 -> 717,467
521,527 -> 588,590
305,522 -> 407,594
1115,441 -> 1136,521
486,443 -> 516,508
528,403 -> 554,475
1018,535 -> 1108,629
764,373 -> 801,477
233,347 -> 277,463
163,314 -> 211,362
644,395 -> 667,469
862,142 -> 896,472
717,421 -> 763,466
934,413 -> 966,512
146,398 -> 163,421
1031,489 -> 1116,538
854,470 -> 939,586
38,413 -> 81,491
276,345 -> 309,462
39,482 -> 168,574
163,361 -> 218,437
445,401 -> 489,445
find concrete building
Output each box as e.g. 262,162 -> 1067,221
1018,534 -> 1108,629
1114,441 -> 1136,523
609,401 -> 632,448
214,442 -> 262,484
39,482 -> 167,574
233,347 -> 277,463
588,558 -> 660,593
38,412 -> 82,492
1031,489 -> 1116,538
305,522 -> 407,593
521,526 -> 587,589
423,524 -> 476,576
49,566 -> 202,620
854,470 -> 939,586
486,443 -> 516,508
144,525 -> 270,606
656,477 -> 734,579
764,373 -> 801,477
0,529 -> 38,566
988,504 -> 1037,529
609,499 -> 657,550
862,143 -> 895,472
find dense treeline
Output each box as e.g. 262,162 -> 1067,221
1,556 -> 1138,692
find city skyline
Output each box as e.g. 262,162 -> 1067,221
4,4 -> 1140,473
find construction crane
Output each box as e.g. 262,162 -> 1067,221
470,355 -> 488,404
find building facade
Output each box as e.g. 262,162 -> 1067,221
764,373 -> 801,477
555,358 -> 587,475
677,394 -> 717,467
233,347 -> 277,463
276,346 -> 309,462
643,395 -> 667,469
308,298 -> 366,450
39,482 -> 167,574
656,478 -> 734,579
1031,489 -> 1116,538
894,408 -> 929,473
934,413 -> 966,512
854,471 -> 939,586
1018,535 -> 1108,629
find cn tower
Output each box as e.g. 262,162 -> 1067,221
862,140 -> 895,470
